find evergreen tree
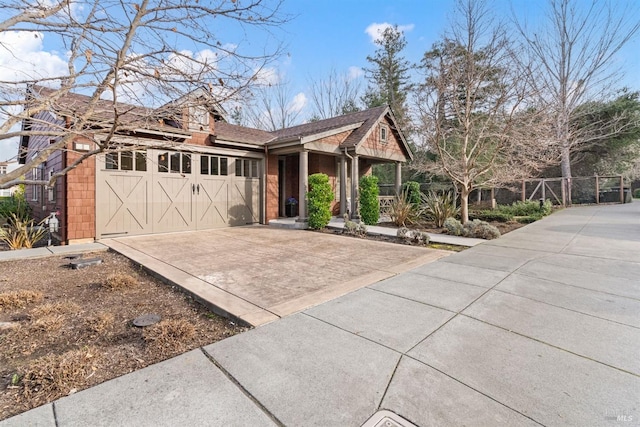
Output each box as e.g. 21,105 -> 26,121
363,25 -> 412,130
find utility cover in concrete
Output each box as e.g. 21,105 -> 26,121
361,410 -> 417,427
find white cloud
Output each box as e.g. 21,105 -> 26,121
0,31 -> 68,82
347,66 -> 364,80
365,23 -> 415,43
253,67 -> 280,86
287,92 -> 307,113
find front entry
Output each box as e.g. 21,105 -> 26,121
96,149 -> 260,238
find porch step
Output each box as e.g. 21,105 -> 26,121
268,218 -> 308,230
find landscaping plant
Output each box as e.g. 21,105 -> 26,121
0,186 -> 31,225
390,188 -> 420,227
402,181 -> 421,206
0,214 -> 47,250
306,173 -> 334,229
359,175 -> 380,225
421,191 -> 459,227
443,217 -> 500,239
343,213 -> 367,237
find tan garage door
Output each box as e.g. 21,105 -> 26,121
96,149 -> 260,238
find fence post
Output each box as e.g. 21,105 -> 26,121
561,178 -> 566,206
595,175 -> 599,204
541,178 -> 546,201
521,180 -> 526,202
491,187 -> 496,209
620,175 -> 624,203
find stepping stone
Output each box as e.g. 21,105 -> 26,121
69,257 -> 103,269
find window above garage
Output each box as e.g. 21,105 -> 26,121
105,150 -> 147,171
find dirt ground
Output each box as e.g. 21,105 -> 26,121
0,251 -> 246,421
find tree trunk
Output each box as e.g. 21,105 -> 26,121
560,146 -> 572,205
460,187 -> 470,224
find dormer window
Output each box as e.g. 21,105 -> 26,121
189,105 -> 209,130
380,124 -> 388,143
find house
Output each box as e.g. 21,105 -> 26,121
0,160 -> 19,197
19,86 -> 412,244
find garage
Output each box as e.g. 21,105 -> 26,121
96,149 -> 261,238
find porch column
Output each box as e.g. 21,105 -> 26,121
351,154 -> 359,219
394,161 -> 402,195
339,156 -> 347,216
297,150 -> 309,222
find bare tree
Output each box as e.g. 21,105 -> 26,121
515,0 -> 640,201
307,68 -> 363,120
415,0 -> 554,223
241,79 -> 306,131
0,0 -> 288,188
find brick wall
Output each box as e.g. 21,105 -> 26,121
265,153 -> 279,221
64,140 -> 96,242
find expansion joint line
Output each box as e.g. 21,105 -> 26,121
200,348 -> 286,427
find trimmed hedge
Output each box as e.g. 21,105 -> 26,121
307,173 -> 334,229
359,175 -> 379,225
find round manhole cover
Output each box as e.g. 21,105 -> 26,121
133,314 -> 161,327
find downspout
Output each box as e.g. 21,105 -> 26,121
343,147 -> 354,218
263,144 -> 268,225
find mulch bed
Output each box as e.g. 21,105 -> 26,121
0,251 -> 246,421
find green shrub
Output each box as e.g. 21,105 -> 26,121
0,186 -> 31,224
401,181 -> 421,206
463,219 -> 501,240
499,200 -> 550,217
359,175 -> 379,225
390,188 -> 420,227
306,173 -> 334,229
444,217 -> 464,236
421,191 -> 459,227
515,215 -> 541,224
469,210 -> 513,223
634,188 -> 640,198
444,217 -> 500,239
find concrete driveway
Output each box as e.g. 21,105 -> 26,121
104,226 -> 450,326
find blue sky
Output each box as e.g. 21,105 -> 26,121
1,0 -> 639,162
274,0 -> 640,104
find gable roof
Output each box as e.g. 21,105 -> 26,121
21,85 -> 412,160
214,121 -> 273,145
269,106 -> 388,144
27,85 -> 190,135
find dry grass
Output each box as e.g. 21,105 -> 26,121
19,347 -> 103,406
31,301 -> 81,317
0,290 -> 43,311
0,251 -> 245,422
85,312 -> 115,335
143,319 -> 196,355
103,273 -> 139,290
31,314 -> 64,333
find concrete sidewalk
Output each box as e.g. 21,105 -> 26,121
0,242 -> 108,262
3,203 -> 640,426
